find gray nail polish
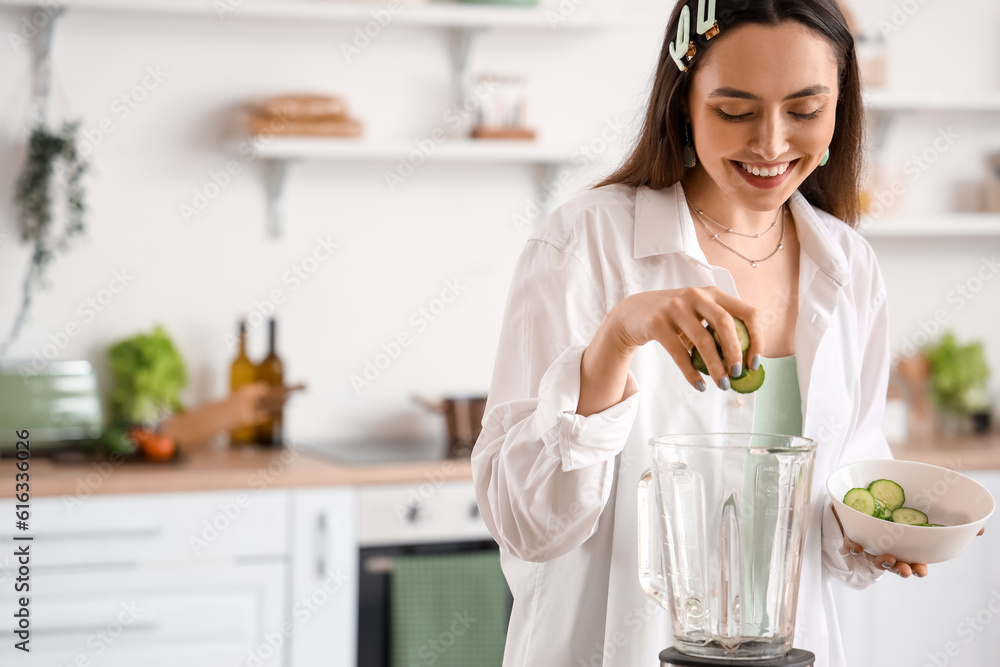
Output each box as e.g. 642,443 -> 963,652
750,354 -> 761,371
720,376 -> 731,391
849,548 -> 859,556
881,561 -> 892,569
731,362 -> 742,377
695,380 -> 707,392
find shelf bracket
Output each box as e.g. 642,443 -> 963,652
868,108 -> 905,160
534,162 -> 563,225
448,27 -> 483,107
266,158 -> 293,238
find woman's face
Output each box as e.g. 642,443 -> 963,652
685,21 -> 840,210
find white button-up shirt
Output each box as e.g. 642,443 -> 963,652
472,182 -> 892,667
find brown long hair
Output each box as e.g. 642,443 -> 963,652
593,0 -> 865,226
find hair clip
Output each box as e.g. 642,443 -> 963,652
669,0 -> 719,73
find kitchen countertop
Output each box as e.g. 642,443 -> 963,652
890,432 -> 1000,470
3,433 -> 998,499
0,443 -> 473,498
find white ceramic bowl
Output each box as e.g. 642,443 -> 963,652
827,459 -> 995,564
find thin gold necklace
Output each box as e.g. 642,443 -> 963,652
686,197 -> 780,238
692,204 -> 786,268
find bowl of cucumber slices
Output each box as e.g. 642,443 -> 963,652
827,459 -> 995,564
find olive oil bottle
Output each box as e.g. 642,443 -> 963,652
256,317 -> 284,446
229,320 -> 257,447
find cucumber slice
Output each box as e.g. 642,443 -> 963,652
691,346 -> 710,375
868,479 -> 905,511
873,499 -> 893,521
891,507 -> 929,525
844,488 -> 876,516
730,366 -> 764,394
712,317 -> 751,353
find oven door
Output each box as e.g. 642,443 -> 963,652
357,482 -> 512,667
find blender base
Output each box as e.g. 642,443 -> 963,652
660,647 -> 815,667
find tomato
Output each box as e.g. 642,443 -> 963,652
143,435 -> 176,461
130,428 -> 176,461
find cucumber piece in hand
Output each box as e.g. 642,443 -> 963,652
730,366 -> 764,394
712,316 -> 751,353
844,488 -> 877,516
868,479 -> 905,511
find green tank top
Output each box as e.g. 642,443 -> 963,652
752,355 -> 802,437
742,355 -> 802,635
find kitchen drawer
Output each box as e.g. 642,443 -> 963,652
0,489 -> 289,567
358,480 -> 494,547
0,561 -> 286,667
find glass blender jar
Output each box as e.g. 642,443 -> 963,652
638,433 -> 818,665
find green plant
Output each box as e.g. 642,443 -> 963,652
923,333 -> 990,415
107,325 -> 187,426
0,120 -> 89,360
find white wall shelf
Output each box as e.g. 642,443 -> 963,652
864,90 -> 1000,113
0,0 -> 627,29
251,136 -> 575,163
1,0 -> 634,237
860,213 -> 1000,238
245,137 -> 575,236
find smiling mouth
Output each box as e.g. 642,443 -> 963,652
735,160 -> 796,178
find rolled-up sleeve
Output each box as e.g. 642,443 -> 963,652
821,251 -> 893,588
472,231 -> 639,563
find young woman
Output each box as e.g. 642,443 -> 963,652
472,1 -> 930,665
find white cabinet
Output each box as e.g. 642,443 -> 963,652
833,470 -> 1000,666
0,562 -> 286,667
0,489 -> 291,667
288,487 -> 358,667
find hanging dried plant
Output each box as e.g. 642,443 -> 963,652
0,120 -> 89,360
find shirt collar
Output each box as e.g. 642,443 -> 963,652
633,182 -> 850,287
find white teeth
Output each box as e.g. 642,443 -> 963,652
739,161 -> 789,178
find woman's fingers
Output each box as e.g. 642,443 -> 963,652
678,311 -> 730,389
653,312 -> 715,390
706,288 -> 765,364
869,552 -> 928,578
699,301 -> 744,378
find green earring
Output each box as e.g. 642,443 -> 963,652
819,147 -> 830,166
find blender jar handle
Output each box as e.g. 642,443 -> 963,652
637,467 -> 672,611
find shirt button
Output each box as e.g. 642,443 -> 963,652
734,397 -> 745,408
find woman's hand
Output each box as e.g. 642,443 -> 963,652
830,502 -> 929,578
605,286 -> 764,391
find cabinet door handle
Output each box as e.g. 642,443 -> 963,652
316,512 -> 327,577
469,502 -> 480,519
404,501 -> 422,524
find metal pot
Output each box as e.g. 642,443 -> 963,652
413,394 -> 488,459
